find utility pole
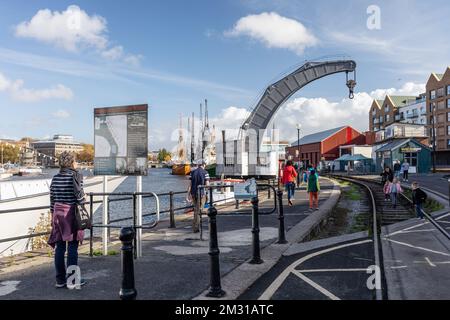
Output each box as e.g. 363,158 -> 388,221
431,103 -> 437,173
191,112 -> 195,163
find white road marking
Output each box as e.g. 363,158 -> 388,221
258,239 -> 372,300
397,229 -> 436,234
425,257 -> 436,267
384,238 -> 450,257
297,268 -> 368,273
0,281 -> 20,297
154,245 -> 233,256
390,266 -> 408,269
291,270 -> 340,300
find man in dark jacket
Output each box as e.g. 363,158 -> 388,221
412,182 -> 427,219
393,161 -> 401,178
188,160 -> 210,232
380,167 -> 394,185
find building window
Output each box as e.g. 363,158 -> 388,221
430,90 -> 436,99
384,105 -> 389,112
448,112 -> 450,122
448,99 -> 450,109
437,100 -> 445,110
437,87 -> 445,97
403,152 -> 418,167
430,102 -> 435,112
385,114 -> 390,122
447,85 -> 450,95
448,126 -> 450,136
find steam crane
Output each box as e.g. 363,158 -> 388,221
216,59 -> 357,178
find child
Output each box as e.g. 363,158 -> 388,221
412,182 -> 427,219
387,178 -> 403,208
383,181 -> 390,201
307,169 -> 320,211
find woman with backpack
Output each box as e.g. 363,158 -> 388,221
282,160 -> 298,206
307,169 -> 320,211
48,151 -> 87,289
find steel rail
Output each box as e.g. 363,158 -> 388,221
329,175 -> 384,300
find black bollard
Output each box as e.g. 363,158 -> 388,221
277,190 -> 288,244
119,227 -> 137,300
169,191 -> 176,228
249,197 -> 263,264
206,188 -> 226,298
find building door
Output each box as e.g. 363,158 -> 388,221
403,152 -> 418,173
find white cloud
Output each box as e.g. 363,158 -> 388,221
0,72 -> 73,102
225,12 -> 318,55
369,82 -> 426,99
52,109 -> 71,119
15,5 -> 142,66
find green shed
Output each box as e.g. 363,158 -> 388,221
375,138 -> 431,173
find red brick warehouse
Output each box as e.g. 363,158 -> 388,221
285,126 -> 366,167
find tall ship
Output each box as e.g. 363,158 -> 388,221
171,115 -> 191,175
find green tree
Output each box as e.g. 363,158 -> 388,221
77,144 -> 94,163
157,148 -> 171,163
0,143 -> 20,164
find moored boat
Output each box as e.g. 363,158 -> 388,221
171,163 -> 191,175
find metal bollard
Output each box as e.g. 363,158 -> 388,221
277,190 -> 288,244
267,187 -> 271,199
89,193 -> 94,257
119,227 -> 137,300
448,178 -> 450,208
206,188 -> 226,298
249,197 -> 263,264
235,199 -> 240,210
169,191 -> 176,228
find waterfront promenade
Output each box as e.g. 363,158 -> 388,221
0,179 -> 338,300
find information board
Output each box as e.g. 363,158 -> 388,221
234,178 -> 257,200
94,104 -> 148,176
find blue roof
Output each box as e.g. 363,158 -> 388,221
291,126 -> 347,146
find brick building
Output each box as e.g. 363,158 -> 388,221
426,66 -> 450,166
286,126 -> 366,168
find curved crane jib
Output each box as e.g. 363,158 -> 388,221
241,59 -> 357,134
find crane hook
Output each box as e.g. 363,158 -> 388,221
346,71 -> 357,99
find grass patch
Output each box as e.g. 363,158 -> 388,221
342,184 -> 362,201
91,249 -> 119,256
403,189 -> 444,214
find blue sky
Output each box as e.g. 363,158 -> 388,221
0,0 -> 449,151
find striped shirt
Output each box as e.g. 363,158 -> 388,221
50,168 -> 85,213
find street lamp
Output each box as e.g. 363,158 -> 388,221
296,123 -> 301,185
431,103 -> 437,173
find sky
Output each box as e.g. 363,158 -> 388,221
0,0 -> 449,153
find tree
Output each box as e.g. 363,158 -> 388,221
77,144 -> 94,163
0,143 -> 20,164
157,148 -> 171,163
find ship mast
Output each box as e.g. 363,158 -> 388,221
191,112 -> 195,164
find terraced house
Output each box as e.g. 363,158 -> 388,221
369,95 -> 426,132
426,66 -> 450,166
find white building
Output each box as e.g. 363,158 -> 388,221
397,95 -> 427,126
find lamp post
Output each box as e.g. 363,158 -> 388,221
296,123 -> 301,185
431,103 -> 437,173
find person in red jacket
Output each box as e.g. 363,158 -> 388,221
282,160 -> 298,206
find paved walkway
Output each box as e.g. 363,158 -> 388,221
0,179 -> 336,300
381,211 -> 450,300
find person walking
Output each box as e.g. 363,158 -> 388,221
282,160 -> 297,206
188,160 -> 210,233
380,166 -> 394,185
401,160 -> 410,182
383,180 -> 390,201
48,152 -> 86,289
393,160 -> 401,179
412,182 -> 427,219
387,177 -> 403,209
307,169 -> 320,211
